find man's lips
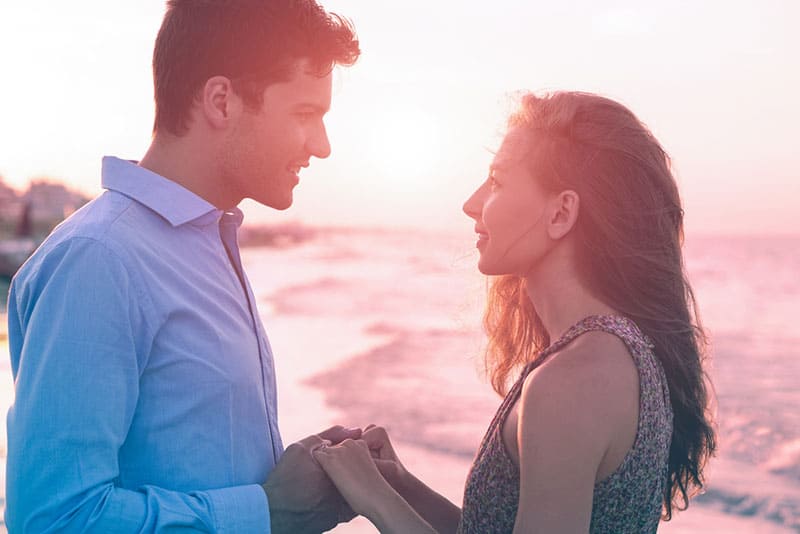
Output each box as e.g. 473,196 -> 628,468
288,161 -> 310,175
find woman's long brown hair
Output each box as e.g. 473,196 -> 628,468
483,92 -> 716,519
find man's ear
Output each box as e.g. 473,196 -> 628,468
201,76 -> 241,129
547,190 -> 580,240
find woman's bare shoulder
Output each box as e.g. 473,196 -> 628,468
525,330 -> 637,393
519,330 -> 639,445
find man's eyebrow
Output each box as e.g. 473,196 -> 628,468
293,103 -> 328,113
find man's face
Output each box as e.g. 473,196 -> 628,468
223,59 -> 333,210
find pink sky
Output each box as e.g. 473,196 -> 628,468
1,1 -> 798,235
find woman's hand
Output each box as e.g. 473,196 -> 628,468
362,425 -> 410,492
313,436 -> 439,534
313,438 -> 396,520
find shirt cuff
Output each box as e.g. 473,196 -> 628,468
206,484 -> 270,534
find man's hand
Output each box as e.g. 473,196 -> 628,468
263,425 -> 362,533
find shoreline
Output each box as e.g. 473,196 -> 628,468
0,331 -> 797,532
304,330 -> 797,533
1,229 -> 799,533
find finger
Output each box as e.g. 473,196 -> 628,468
339,438 -> 361,450
362,426 -> 390,449
311,439 -> 332,453
334,439 -> 370,458
364,427 -> 398,462
363,426 -> 387,440
364,424 -> 377,432
311,440 -> 339,459
311,447 -> 331,468
319,425 -> 363,444
297,434 -> 326,451
351,439 -> 370,452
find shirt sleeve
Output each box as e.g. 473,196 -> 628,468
5,237 -> 272,533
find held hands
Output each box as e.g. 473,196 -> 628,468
263,425 -> 362,534
261,424 -> 408,532
313,438 -> 391,519
313,425 -> 409,520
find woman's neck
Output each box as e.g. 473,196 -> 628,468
524,258 -> 618,342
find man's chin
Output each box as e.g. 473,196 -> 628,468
253,195 -> 293,211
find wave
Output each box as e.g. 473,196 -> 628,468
695,457 -> 800,530
304,321 -> 800,531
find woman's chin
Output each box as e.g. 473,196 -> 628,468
477,259 -> 500,276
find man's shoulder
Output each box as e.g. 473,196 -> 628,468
16,191 -> 166,282
54,191 -> 133,238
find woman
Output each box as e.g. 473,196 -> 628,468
313,91 -> 716,533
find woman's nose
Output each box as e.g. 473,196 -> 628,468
463,184 -> 484,220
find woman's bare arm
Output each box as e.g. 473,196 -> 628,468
513,335 -> 638,533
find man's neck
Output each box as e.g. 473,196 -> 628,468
139,135 -> 236,210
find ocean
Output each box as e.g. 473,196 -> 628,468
1,228 -> 798,532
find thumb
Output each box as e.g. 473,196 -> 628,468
298,433 -> 326,450
319,425 -> 363,444
312,439 -> 332,452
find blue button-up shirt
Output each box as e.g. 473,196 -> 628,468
6,157 -> 283,532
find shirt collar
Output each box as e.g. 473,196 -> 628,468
101,156 -> 243,227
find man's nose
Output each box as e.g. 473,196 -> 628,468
307,123 -> 331,159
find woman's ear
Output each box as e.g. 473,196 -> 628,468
547,190 -> 580,240
201,76 -> 242,129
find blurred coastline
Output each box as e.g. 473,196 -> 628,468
0,179 -> 89,279
1,225 -> 799,532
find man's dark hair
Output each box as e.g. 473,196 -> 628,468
152,0 -> 360,136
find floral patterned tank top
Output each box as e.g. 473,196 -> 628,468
458,315 -> 673,533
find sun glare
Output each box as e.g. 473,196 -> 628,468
363,108 -> 445,191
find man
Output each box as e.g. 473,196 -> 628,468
6,1 -> 361,532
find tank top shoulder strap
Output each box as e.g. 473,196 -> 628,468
522,314 -> 654,375
483,315 -> 655,456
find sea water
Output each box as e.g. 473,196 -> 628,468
246,228 -> 800,531
1,228 -> 798,531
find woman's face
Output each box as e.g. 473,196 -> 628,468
463,128 -> 555,276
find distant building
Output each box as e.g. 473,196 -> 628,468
24,180 -> 90,222
0,178 -> 17,201
1,179 -> 90,276
1,178 -> 90,240
0,179 -> 23,221
0,177 -> 19,214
